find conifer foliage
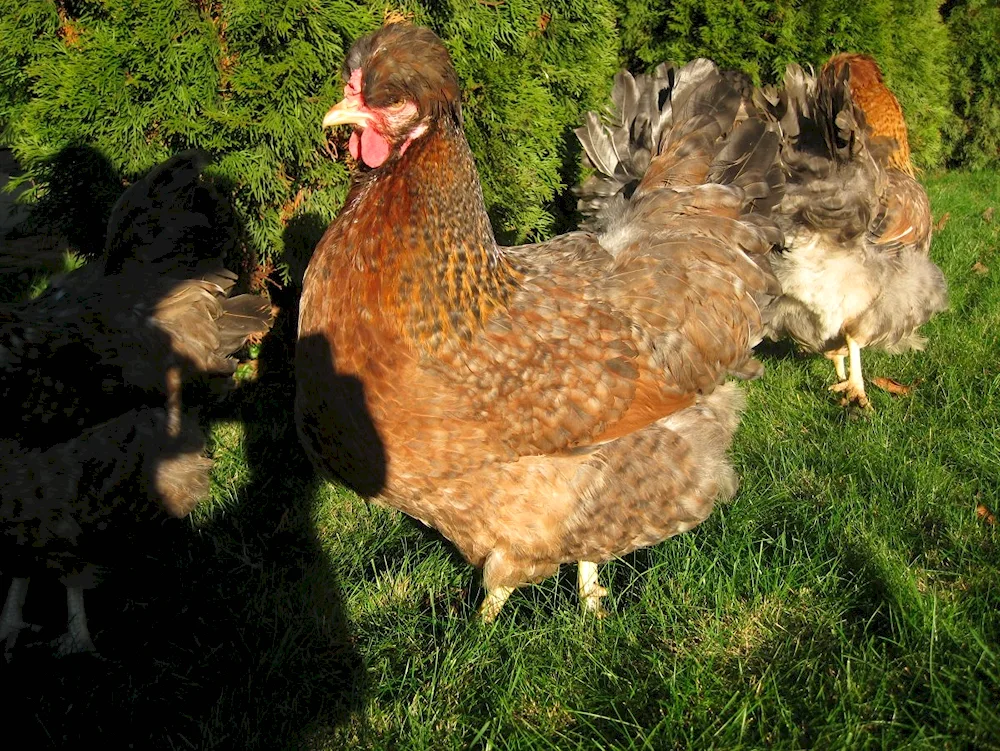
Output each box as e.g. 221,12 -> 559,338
614,0 -> 955,171
0,1 -> 991,285
945,0 -> 1000,169
0,0 -> 617,281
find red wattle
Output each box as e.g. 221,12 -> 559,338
359,127 -> 391,168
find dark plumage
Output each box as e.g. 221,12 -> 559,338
0,151 -> 273,656
750,58 -> 948,408
296,26 -> 783,620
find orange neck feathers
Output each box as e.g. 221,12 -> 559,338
329,119 -> 521,350
823,53 -> 914,176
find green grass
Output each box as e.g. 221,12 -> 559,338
6,170 -> 1000,749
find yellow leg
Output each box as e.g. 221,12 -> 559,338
829,335 -> 871,409
832,354 -> 847,381
478,586 -> 514,623
578,561 -> 609,618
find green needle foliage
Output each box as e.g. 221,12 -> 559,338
2,1 -> 997,283
614,0 -> 956,171
0,0 -> 617,282
945,0 -> 1000,169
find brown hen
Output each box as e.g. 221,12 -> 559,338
296,26 -> 782,620
0,151 -> 272,656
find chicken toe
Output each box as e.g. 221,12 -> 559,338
578,561 -> 608,618
829,336 -> 871,410
830,380 -> 872,410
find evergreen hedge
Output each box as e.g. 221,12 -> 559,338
945,0 -> 1000,170
615,0 -> 955,171
0,0 -> 617,283
0,1 -> 988,285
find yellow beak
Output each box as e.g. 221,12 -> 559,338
322,98 -> 373,129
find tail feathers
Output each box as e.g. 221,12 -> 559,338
749,64 -> 815,141
753,61 -> 891,244
708,118 -> 784,215
817,63 -> 868,165
576,58 -> 788,237
575,59 -> 723,231
663,63 -> 738,145
632,72 -> 740,194
755,62 -> 870,174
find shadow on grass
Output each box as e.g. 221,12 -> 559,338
3,321 -> 364,751
754,336 -> 806,363
0,160 -> 365,748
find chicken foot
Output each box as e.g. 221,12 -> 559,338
53,586 -> 97,656
578,561 -> 608,618
829,335 -> 871,410
1,577 -> 38,658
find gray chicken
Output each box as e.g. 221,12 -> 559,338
750,57 -> 948,409
0,151 -> 272,656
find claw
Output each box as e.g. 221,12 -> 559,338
830,379 -> 872,410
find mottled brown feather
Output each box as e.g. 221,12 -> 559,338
297,27 -> 781,605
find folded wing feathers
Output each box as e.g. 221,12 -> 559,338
216,294 -> 274,355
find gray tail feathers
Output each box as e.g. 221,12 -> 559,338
752,62 -> 870,172
575,59 -> 784,234
574,60 -> 720,231
709,118 -> 784,229
752,61 -> 888,250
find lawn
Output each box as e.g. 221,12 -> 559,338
4,170 -> 1000,749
